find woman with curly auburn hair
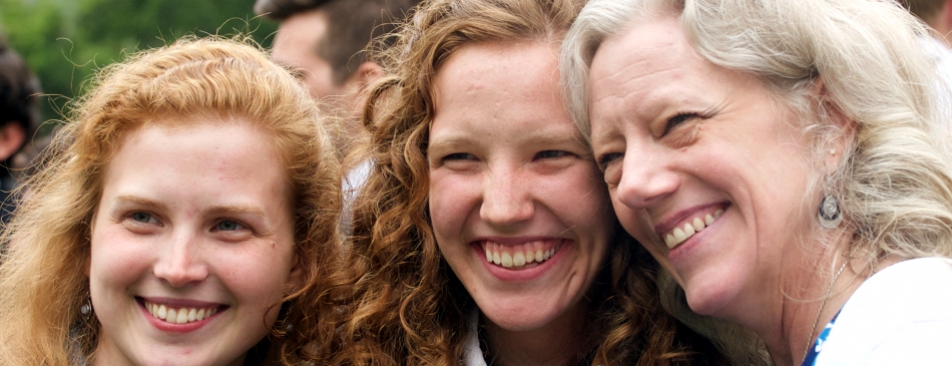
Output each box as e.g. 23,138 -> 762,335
336,0 -> 739,364
0,36 -> 342,365
562,0 -> 952,365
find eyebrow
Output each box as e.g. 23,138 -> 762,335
430,127 -> 585,149
114,195 -> 164,209
114,195 -> 265,216
205,205 -> 266,216
428,134 -> 471,154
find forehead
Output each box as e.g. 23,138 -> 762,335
431,42 -> 562,124
589,16 -> 695,110
428,41 -> 589,147
273,8 -> 329,56
587,16 -> 750,126
106,117 -> 291,196
432,41 -> 560,110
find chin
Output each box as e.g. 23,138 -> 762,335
683,281 -> 738,317
479,299 -> 564,332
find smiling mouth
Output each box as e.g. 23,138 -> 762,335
661,208 -> 724,249
482,240 -> 562,269
141,299 -> 221,324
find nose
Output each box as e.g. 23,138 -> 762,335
153,233 -> 208,287
614,144 -> 680,209
480,164 -> 534,228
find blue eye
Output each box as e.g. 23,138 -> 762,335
216,220 -> 244,231
131,212 -> 153,223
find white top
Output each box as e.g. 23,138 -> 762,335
814,257 -> 952,365
343,159 -> 373,205
339,159 -> 373,235
463,310 -> 487,366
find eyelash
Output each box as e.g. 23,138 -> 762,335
535,150 -> 571,160
441,152 -> 476,162
597,152 -> 623,171
127,211 -> 159,225
663,112 -> 698,136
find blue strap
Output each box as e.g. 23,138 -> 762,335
802,310 -> 842,366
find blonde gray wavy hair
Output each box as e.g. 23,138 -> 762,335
561,0 -> 952,316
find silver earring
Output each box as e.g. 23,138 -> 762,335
276,305 -> 293,334
817,195 -> 843,229
80,293 -> 93,318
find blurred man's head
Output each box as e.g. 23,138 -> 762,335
256,0 -> 418,143
902,0 -> 952,45
0,34 -> 40,168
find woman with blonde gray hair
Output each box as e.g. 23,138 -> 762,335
0,36 -> 343,365
335,0 -> 736,365
562,0 -> 952,365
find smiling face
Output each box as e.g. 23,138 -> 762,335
89,117 -> 299,366
428,41 -> 613,333
587,16 -> 815,318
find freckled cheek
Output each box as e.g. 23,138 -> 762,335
222,248 -> 296,300
89,227 -> 152,280
428,176 -> 474,241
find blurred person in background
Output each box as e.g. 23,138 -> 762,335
255,0 -> 420,157
902,0 -> 952,86
904,0 -> 952,47
255,0 -> 421,230
0,32 -> 42,223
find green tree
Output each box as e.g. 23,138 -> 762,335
0,0 -> 277,130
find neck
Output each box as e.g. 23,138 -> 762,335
481,305 -> 595,366
756,246 -> 872,366
709,232 -> 866,366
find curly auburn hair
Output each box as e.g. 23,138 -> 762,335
0,36 -> 342,365
334,0 -> 728,364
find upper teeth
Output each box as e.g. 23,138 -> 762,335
484,240 -> 560,269
145,301 -> 218,324
663,209 -> 723,249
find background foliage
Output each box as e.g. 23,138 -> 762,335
0,0 -> 277,130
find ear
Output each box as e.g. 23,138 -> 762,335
285,252 -> 305,294
343,61 -> 384,97
343,61 -> 385,117
352,61 -> 384,90
85,249 -> 92,277
933,0 -> 952,42
0,122 -> 26,161
811,78 -> 856,172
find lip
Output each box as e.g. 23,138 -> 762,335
137,297 -> 226,334
470,237 -> 570,282
653,202 -> 730,239
661,204 -> 733,272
